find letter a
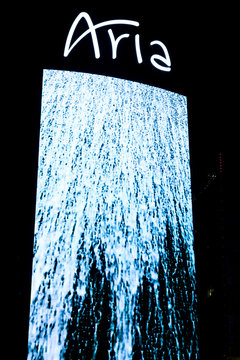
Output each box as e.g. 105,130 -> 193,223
64,12 -> 100,58
150,40 -> 171,72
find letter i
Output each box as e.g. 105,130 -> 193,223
135,34 -> 143,64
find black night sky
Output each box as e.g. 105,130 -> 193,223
8,2 -> 238,359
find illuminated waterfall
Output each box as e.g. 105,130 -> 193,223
27,69 -> 199,359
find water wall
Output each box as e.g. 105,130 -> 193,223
27,69 -> 198,359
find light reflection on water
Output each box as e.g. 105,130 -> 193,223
28,70 -> 198,360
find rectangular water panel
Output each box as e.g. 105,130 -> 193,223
28,69 -> 198,359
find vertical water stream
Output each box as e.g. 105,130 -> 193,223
28,69 -> 198,359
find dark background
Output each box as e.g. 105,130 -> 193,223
8,2 -> 238,359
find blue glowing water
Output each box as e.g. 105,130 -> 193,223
27,69 -> 198,359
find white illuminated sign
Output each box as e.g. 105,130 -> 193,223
64,11 -> 171,72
